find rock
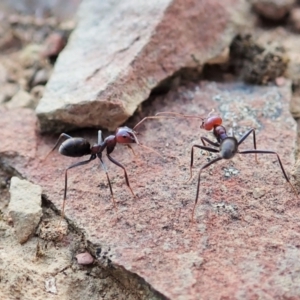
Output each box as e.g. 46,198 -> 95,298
8,177 -> 43,244
289,93 -> 300,118
252,188 -> 266,199
230,34 -> 289,84
289,7 -> 300,32
275,76 -> 286,86
0,108 -> 37,168
4,80 -> 299,298
0,62 -> 8,84
41,31 -> 68,61
76,252 -> 94,265
36,0 -> 251,133
206,47 -> 230,65
0,30 -> 22,52
258,26 -> 300,88
31,68 -> 51,87
45,277 -> 57,294
30,84 -> 45,100
5,89 -> 38,109
2,56 -> 21,83
19,44 -> 43,68
0,82 -> 18,104
251,0 -> 296,21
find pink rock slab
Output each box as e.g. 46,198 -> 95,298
2,81 -> 300,299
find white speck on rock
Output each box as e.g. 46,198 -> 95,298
45,277 -> 57,294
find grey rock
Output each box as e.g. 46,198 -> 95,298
36,0 -> 251,132
8,177 -> 43,244
5,89 -> 37,109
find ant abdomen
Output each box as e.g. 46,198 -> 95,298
201,116 -> 222,131
59,138 -> 91,157
220,137 -> 237,159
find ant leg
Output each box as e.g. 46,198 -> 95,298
44,133 -> 73,160
62,154 -> 96,218
200,137 -> 220,156
239,149 -> 299,198
200,137 -> 220,148
238,129 -> 258,163
98,156 -> 117,209
191,156 -> 223,223
98,130 -> 103,144
107,153 -> 135,197
187,144 -> 220,182
155,112 -> 204,120
133,112 -> 205,131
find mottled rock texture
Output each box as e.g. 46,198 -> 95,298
36,0 -> 250,132
2,80 -> 300,299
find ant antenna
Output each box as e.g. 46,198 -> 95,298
155,111 -> 205,120
138,143 -> 164,159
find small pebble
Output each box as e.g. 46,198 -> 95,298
76,252 -> 94,265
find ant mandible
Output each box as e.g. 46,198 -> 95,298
45,117 -> 164,219
156,111 -> 299,223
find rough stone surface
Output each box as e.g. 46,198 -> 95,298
251,0 -> 296,21
2,80 -> 300,299
253,26 -> 300,123
230,34 -> 289,84
8,176 -> 43,244
36,0 -> 251,133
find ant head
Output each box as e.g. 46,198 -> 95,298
200,115 -> 222,131
115,126 -> 139,144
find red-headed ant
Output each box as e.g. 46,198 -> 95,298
45,119 -> 164,218
157,111 -> 299,223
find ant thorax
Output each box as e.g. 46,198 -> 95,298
213,125 -> 227,142
90,143 -> 102,155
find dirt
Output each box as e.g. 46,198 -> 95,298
0,134 -> 143,299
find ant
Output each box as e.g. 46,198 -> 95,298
156,111 -> 299,223
45,117 -> 165,219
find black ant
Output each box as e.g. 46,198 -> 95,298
45,118 -> 164,218
156,111 -> 299,223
